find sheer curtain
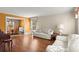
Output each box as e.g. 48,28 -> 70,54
75,7 -> 79,34
30,17 -> 38,31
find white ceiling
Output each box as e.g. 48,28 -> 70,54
0,7 -> 74,17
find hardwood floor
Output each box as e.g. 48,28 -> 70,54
6,34 -> 54,52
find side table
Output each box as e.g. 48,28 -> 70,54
51,33 -> 60,40
51,34 -> 56,40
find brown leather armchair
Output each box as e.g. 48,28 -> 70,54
0,29 -> 12,52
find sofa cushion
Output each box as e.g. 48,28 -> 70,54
41,28 -> 48,34
36,29 -> 42,33
46,45 -> 65,52
68,34 -> 79,52
56,35 -> 68,42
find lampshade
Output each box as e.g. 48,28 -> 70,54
56,24 -> 64,35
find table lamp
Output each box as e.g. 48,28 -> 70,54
57,24 -> 64,35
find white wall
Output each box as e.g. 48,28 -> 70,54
37,12 -> 75,34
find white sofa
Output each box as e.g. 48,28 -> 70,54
46,35 -> 68,52
32,29 -> 53,40
46,34 -> 79,52
68,34 -> 79,52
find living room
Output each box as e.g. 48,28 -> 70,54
0,7 -> 78,52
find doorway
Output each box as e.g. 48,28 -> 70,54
6,16 -> 24,35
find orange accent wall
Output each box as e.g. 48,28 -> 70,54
0,13 -> 24,32
25,18 -> 31,32
0,14 -> 5,32
20,20 -> 24,27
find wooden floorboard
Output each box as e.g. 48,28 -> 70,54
4,34 -> 54,52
